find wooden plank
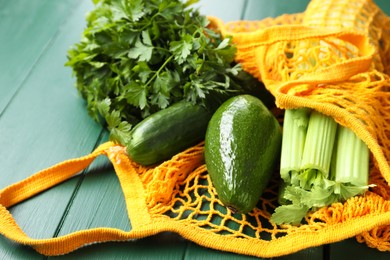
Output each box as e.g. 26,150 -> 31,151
0,0 -> 388,259
0,238 -> 41,260
376,0 -> 390,14
49,128 -> 188,260
47,134 -> 189,259
0,0 -> 6,8
0,0 -> 100,259
193,0 -> 247,21
45,135 -> 187,259
0,0 -> 80,114
51,137 -> 130,234
243,0 -> 390,21
0,0 -> 97,190
243,0 -> 310,20
330,238 -> 390,259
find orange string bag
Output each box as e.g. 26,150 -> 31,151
1,0 -> 390,258
209,0 -> 390,250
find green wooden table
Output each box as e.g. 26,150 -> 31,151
1,0 -> 390,259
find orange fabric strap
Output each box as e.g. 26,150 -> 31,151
0,142 -> 234,256
0,143 -> 390,257
0,142 -> 149,255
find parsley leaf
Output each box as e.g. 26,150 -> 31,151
128,31 -> 153,62
124,81 -> 148,110
66,0 -> 267,144
170,34 -> 193,64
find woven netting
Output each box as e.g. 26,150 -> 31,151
132,0 -> 390,254
3,0 -> 390,258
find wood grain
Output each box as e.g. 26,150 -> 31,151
0,0 -> 389,259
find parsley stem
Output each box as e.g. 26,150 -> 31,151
145,54 -> 174,87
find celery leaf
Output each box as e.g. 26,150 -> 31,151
271,204 -> 309,225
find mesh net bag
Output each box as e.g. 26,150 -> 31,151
1,0 -> 390,258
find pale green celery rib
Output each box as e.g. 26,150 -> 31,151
280,108 -> 311,181
332,125 -> 369,187
301,111 -> 338,178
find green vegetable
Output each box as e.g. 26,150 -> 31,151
126,100 -> 213,165
271,108 -> 371,225
205,95 -> 282,214
66,0 -> 264,145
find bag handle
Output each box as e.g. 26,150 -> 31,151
209,17 -> 375,91
0,142 -> 149,256
254,26 -> 374,94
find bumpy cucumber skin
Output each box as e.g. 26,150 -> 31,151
126,101 -> 213,166
205,95 -> 282,214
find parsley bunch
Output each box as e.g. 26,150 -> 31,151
66,0 -> 259,144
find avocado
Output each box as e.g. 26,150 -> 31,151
204,95 -> 282,213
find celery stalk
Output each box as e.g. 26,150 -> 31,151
330,125 -> 370,200
271,109 -> 371,225
332,125 -> 369,186
301,111 -> 337,177
280,108 -> 310,181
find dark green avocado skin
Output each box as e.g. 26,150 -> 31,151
205,95 -> 282,213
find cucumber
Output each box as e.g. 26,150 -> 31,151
126,100 -> 213,165
204,95 -> 282,214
